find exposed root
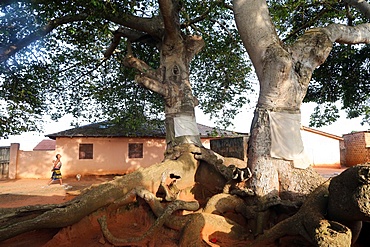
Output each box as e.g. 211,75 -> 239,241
98,197 -> 199,246
180,212 -> 251,246
98,186 -> 252,246
203,193 -> 256,220
250,180 -> 353,246
155,171 -> 181,201
193,147 -> 236,180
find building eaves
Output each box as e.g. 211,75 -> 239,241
301,126 -> 344,141
45,121 -> 248,140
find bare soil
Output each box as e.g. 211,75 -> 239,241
0,175 -> 181,247
0,168 -> 346,247
0,175 -> 115,208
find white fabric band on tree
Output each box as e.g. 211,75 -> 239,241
268,110 -> 310,169
174,115 -> 199,137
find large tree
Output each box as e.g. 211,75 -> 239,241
0,0 -> 251,138
234,0 -> 370,198
1,0 -> 370,246
233,0 -> 370,244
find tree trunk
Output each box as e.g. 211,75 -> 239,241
161,34 -> 204,150
234,0 -> 370,200
234,0 -> 370,239
123,0 -> 205,151
234,0 -> 325,200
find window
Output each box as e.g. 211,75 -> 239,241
128,143 -> 143,158
79,144 -> 93,159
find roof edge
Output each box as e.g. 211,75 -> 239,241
301,126 -> 343,141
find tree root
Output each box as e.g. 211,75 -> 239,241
250,166 -> 370,247
98,187 -> 200,246
98,196 -> 199,246
98,187 -> 251,246
0,144 -> 232,243
203,193 -> 256,220
193,147 -> 236,180
249,180 -> 352,246
5,148 -> 369,247
180,212 -> 250,247
327,164 -> 370,243
0,181 -> 126,242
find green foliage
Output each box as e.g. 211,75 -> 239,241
0,0 -> 253,136
306,44 -> 370,126
309,103 -> 340,127
186,1 -> 254,129
268,0 -> 370,126
2,0 -> 368,137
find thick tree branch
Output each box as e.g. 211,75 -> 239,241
104,27 -> 161,59
116,27 -> 160,45
0,14 -> 88,63
159,0 -> 181,40
104,14 -> 164,41
135,74 -> 168,97
184,35 -> 205,62
233,0 -> 280,80
290,23 -> 370,79
103,33 -> 122,59
123,55 -> 163,83
325,23 -> 370,44
344,0 -> 370,20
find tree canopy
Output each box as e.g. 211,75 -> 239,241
0,0 -> 369,137
267,0 -> 370,127
0,0 -> 252,137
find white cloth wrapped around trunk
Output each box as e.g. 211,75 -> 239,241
268,110 -> 310,169
174,115 -> 199,137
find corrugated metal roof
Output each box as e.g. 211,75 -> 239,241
45,121 -> 248,140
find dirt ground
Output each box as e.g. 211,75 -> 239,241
0,175 -> 116,208
0,168 -> 347,247
0,174 -> 183,247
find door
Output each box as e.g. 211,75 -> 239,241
0,146 -> 10,179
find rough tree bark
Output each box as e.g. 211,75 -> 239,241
120,0 -> 204,150
0,144 -> 200,242
2,0 -> 370,246
233,0 -> 370,200
250,164 -> 370,247
233,0 -> 370,240
3,150 -> 370,246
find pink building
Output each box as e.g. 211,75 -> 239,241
7,122 -> 245,179
4,121 -> 353,179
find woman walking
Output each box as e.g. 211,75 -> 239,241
48,154 -> 63,185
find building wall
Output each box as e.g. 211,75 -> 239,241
17,150 -> 55,179
301,130 -> 341,168
11,137 -> 212,179
55,137 -> 167,176
342,131 -> 370,166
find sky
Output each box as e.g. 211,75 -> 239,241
0,101 -> 368,151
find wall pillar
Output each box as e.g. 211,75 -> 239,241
8,143 -> 20,179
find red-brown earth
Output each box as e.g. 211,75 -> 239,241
0,168 -> 346,247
